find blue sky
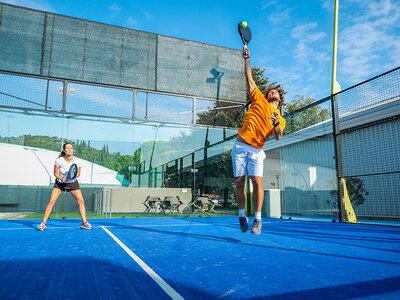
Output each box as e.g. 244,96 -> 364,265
2,0 -> 400,103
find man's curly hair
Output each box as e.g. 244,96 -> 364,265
262,85 -> 285,109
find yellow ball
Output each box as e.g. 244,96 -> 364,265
241,21 -> 247,28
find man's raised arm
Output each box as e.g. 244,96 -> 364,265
243,46 -> 256,94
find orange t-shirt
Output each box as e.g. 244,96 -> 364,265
238,87 -> 286,149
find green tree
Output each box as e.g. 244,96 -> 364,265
283,95 -> 331,134
251,66 -> 277,97
196,66 -> 277,128
327,177 -> 369,209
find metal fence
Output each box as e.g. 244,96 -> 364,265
271,66 -> 400,225
333,67 -> 400,224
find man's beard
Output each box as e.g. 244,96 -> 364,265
268,96 -> 280,103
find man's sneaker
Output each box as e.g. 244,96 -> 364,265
251,219 -> 262,235
239,216 -> 249,233
36,222 -> 46,231
80,221 -> 93,230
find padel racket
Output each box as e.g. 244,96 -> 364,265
66,163 -> 78,180
238,21 -> 252,47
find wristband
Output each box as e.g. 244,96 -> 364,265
273,121 -> 280,127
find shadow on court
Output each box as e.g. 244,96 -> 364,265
0,256 -> 213,299
262,227 -> 400,254
261,276 -> 400,300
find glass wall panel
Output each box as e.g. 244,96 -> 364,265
138,92 -> 193,123
137,123 -> 195,173
0,73 -> 49,110
192,126 -> 207,150
193,126 -> 236,203
134,123 -> 157,174
56,116 -> 135,186
0,110 -> 63,147
225,128 -> 237,139
196,98 -> 243,127
135,92 -> 145,119
46,80 -> 64,111
66,83 -> 133,118
196,99 -> 215,122
278,135 -> 337,220
0,110 -> 64,187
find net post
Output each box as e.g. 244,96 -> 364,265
109,188 -> 112,219
330,94 -> 343,223
246,176 -> 251,216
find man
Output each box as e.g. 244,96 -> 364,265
231,46 -> 286,234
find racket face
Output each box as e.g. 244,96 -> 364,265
68,164 -> 78,179
238,23 -> 252,45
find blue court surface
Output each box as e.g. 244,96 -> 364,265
0,217 -> 399,299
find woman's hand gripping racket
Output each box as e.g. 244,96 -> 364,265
238,21 -> 252,48
66,163 -> 78,181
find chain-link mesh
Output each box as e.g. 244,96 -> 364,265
334,67 -> 400,224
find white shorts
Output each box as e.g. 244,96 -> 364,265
231,140 -> 266,177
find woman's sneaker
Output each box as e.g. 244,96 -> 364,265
239,216 -> 249,233
251,219 -> 262,235
36,222 -> 46,231
80,221 -> 93,230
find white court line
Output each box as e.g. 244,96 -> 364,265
101,225 -> 185,300
0,226 -> 81,230
104,222 -> 239,228
0,222 -> 242,230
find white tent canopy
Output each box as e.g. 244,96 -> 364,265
0,143 -> 122,186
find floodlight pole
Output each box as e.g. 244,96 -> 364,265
331,0 -> 344,223
331,0 -> 341,95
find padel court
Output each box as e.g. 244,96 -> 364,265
1,3 -> 400,299
1,217 -> 399,299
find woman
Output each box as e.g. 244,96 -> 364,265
37,143 -> 93,231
